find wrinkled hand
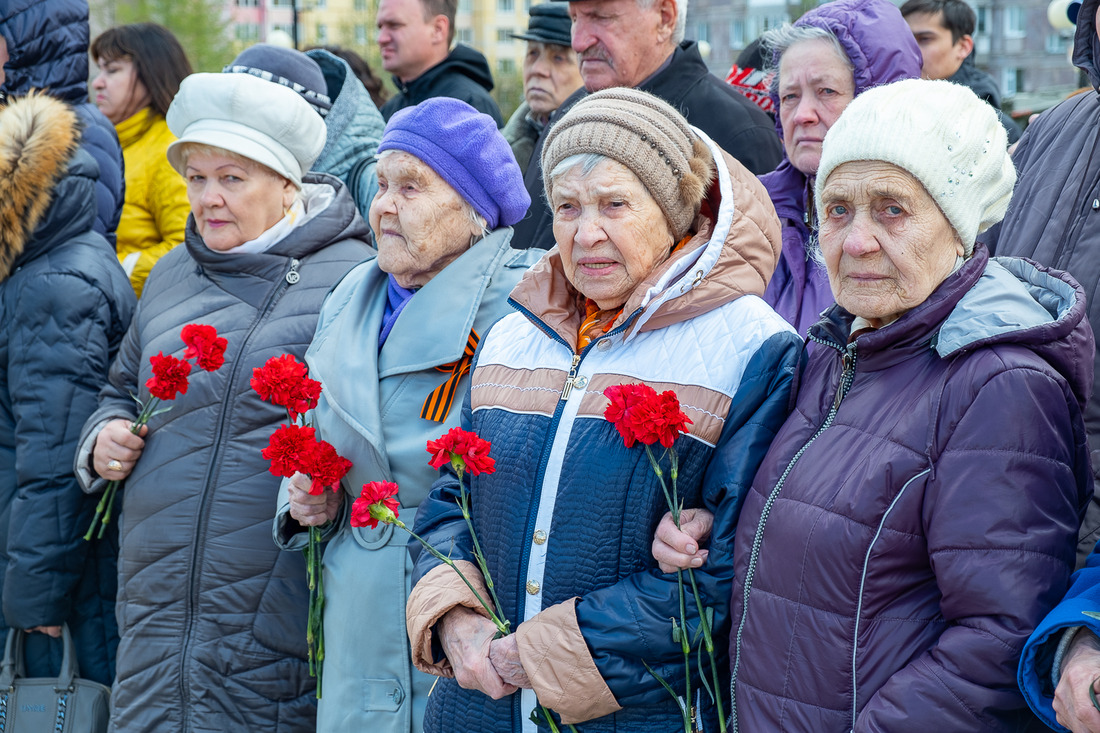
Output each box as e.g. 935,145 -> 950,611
93,419 -> 147,481
489,633 -> 531,689
287,472 -> 341,527
1054,629 -> 1100,732
438,606 -> 517,699
652,508 -> 714,573
28,626 -> 61,638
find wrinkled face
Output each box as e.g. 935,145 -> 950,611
551,158 -> 674,310
369,151 -> 483,289
523,41 -> 584,118
777,38 -> 855,177
91,56 -> 150,124
377,0 -> 441,82
905,11 -> 970,81
184,150 -> 295,252
818,161 -> 963,328
569,0 -> 675,92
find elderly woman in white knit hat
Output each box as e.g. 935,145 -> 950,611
652,78 -> 1094,730
404,87 -> 802,731
75,72 -> 373,730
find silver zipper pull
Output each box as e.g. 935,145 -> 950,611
285,258 -> 301,284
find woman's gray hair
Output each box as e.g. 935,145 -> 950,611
761,24 -> 852,82
548,152 -> 611,185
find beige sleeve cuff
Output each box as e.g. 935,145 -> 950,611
406,560 -> 491,677
515,598 -> 622,724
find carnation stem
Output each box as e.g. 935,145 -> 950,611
391,519 -> 510,636
84,402 -> 162,542
455,472 -> 507,626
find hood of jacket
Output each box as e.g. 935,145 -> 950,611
1075,0 -> 1100,91
0,92 -> 99,280
393,43 -> 495,95
0,0 -> 91,104
307,48 -> 385,181
509,130 -> 781,349
812,247 -> 1095,410
762,0 -> 922,218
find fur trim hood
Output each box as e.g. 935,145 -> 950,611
0,93 -> 80,279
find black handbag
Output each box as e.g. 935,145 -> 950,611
0,625 -> 110,733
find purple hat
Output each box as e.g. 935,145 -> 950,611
377,98 -> 530,229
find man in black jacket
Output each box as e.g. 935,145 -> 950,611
511,0 -> 782,250
377,0 -> 504,125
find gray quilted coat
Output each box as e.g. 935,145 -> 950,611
76,174 -> 373,732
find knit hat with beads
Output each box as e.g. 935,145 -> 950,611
540,88 -> 716,240
815,78 -> 1016,255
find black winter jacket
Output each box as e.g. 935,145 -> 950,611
0,94 -> 135,685
76,176 -> 373,732
512,41 -> 783,250
982,0 -> 1100,563
0,0 -> 125,247
381,43 -> 504,126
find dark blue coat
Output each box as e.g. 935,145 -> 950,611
0,94 -> 135,686
0,0 -> 125,247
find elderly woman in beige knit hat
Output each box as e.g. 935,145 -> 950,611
654,78 -> 1093,731
404,87 -> 802,731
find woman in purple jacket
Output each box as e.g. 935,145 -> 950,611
655,79 -> 1093,730
758,0 -> 921,335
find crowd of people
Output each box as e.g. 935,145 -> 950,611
3,0 -> 1100,731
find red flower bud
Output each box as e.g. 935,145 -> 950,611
146,352 -> 192,401
351,481 -> 401,529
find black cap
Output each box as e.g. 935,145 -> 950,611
511,4 -> 573,47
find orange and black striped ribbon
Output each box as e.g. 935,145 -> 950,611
421,328 -> 480,422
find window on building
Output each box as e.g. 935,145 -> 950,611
271,0 -> 292,7
458,0 -> 472,12
1046,32 -> 1070,54
236,22 -> 261,40
975,6 -> 990,34
695,21 -> 709,44
315,0 -> 326,8
498,0 -> 514,12
497,28 -> 514,42
456,27 -> 474,44
730,19 -> 744,48
315,23 -> 327,43
354,0 -> 367,9
272,23 -> 293,36
1002,67 -> 1023,97
355,23 -> 368,45
498,58 -> 516,74
236,0 -> 259,7
1004,6 -> 1025,37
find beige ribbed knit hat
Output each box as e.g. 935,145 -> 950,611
814,79 -> 1016,255
541,88 -> 716,240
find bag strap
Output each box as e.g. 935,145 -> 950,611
0,629 -> 24,688
55,624 -> 77,691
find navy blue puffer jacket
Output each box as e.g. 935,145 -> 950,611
0,93 -> 135,685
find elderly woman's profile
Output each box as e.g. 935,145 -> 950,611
655,78 -> 1092,730
405,87 -> 803,731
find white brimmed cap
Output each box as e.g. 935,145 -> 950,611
166,72 -> 325,188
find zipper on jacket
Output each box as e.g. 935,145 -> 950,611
560,354 -> 582,401
178,257 -> 301,722
730,337 -> 856,732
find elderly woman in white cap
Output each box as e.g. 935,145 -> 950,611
405,87 -> 802,732
653,78 -> 1093,730
276,97 -> 540,732
75,72 -> 373,731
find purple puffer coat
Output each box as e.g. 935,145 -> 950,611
760,0 -> 921,335
730,248 -> 1094,731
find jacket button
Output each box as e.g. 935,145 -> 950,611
526,580 -> 540,595
533,529 -> 547,545
1093,199 -> 1100,211
574,376 -> 588,389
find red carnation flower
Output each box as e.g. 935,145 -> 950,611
261,424 -> 317,478
351,481 -> 401,529
181,324 -> 228,372
603,383 -> 692,448
426,427 -> 495,476
303,440 -> 352,496
146,352 -> 192,401
251,354 -> 322,421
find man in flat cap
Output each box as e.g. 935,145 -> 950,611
511,0 -> 783,250
502,4 -> 584,175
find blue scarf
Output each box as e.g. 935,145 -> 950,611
378,275 -> 416,350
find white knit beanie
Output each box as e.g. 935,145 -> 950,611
814,78 -> 1016,255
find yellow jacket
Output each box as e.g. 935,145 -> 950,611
115,108 -> 189,297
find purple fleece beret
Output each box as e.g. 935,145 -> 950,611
377,98 -> 530,229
